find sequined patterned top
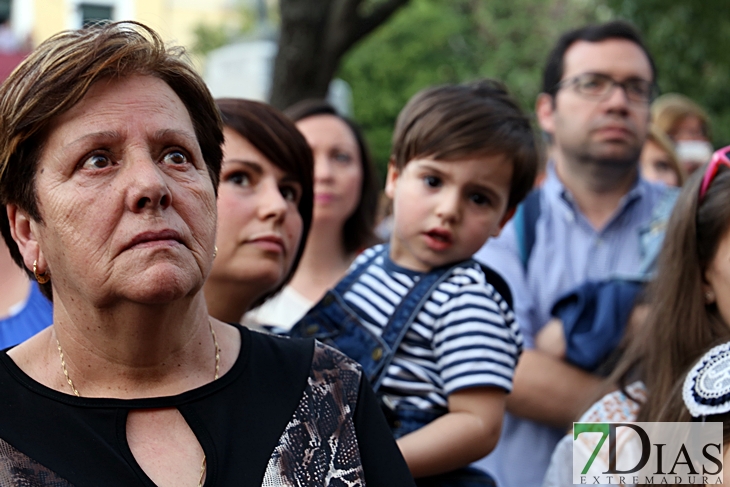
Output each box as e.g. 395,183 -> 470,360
0,325 -> 414,486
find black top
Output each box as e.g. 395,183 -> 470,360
0,325 -> 415,486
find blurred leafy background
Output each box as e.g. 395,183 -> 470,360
195,0 -> 730,178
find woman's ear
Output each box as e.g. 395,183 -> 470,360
384,160 -> 400,199
6,204 -> 41,272
702,268 -> 717,305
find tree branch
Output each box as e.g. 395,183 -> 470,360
328,0 -> 410,56
355,0 -> 411,42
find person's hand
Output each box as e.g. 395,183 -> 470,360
535,318 -> 566,359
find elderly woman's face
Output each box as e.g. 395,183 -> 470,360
27,75 -> 217,306
209,127 -> 303,295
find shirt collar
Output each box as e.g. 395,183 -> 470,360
543,160 -> 648,213
542,160 -> 652,228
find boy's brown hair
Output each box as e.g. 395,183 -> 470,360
391,79 -> 539,209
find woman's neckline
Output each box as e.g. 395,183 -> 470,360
0,323 -> 251,408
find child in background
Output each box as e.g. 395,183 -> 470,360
290,79 -> 539,485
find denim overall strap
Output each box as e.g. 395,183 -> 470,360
331,245 -> 388,296
288,245 -> 394,379
370,260 -> 465,391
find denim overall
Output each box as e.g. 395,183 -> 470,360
290,246 -> 498,486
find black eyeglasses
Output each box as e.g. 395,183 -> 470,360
554,73 -> 657,104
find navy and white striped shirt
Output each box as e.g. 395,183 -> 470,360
344,244 -> 522,412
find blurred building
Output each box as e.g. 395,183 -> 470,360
4,0 -> 238,56
2,0 -> 351,112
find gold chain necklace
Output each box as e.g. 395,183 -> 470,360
56,320 -> 221,487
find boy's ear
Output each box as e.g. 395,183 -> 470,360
535,93 -> 556,135
6,204 -> 42,272
384,159 -> 400,199
492,206 -> 516,237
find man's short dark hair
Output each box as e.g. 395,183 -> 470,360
391,79 -> 539,210
542,20 -> 657,96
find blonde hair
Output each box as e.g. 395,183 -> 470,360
652,93 -> 711,141
0,21 -> 223,295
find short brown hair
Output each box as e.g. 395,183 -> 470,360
542,21 -> 656,96
391,79 -> 539,209
285,99 -> 379,253
0,21 -> 223,294
216,98 -> 314,305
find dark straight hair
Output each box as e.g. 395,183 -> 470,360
216,98 -> 314,305
542,20 -> 657,96
285,99 -> 379,254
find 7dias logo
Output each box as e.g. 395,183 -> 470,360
573,422 -> 723,484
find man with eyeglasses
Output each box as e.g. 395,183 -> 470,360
473,21 -> 671,487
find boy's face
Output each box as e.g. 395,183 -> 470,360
385,155 -> 514,272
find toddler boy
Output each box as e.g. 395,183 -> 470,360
291,79 -> 539,484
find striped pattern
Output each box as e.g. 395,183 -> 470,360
344,245 -> 522,412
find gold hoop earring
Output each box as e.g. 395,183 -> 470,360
213,246 -> 218,258
33,259 -> 50,284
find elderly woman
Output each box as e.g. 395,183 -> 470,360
204,99 -> 313,324
0,22 -> 414,487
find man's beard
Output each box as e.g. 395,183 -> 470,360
564,140 -> 643,191
572,139 -> 642,171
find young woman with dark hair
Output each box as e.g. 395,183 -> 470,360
203,98 -> 314,323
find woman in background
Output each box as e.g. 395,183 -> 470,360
204,99 -> 313,325
652,93 -> 713,175
247,100 -> 379,330
639,124 -> 685,187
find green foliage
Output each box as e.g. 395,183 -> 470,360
191,2 -> 258,56
192,24 -> 235,55
605,0 -> 730,147
339,0 -> 478,172
340,0 -> 730,177
338,0 -> 603,176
